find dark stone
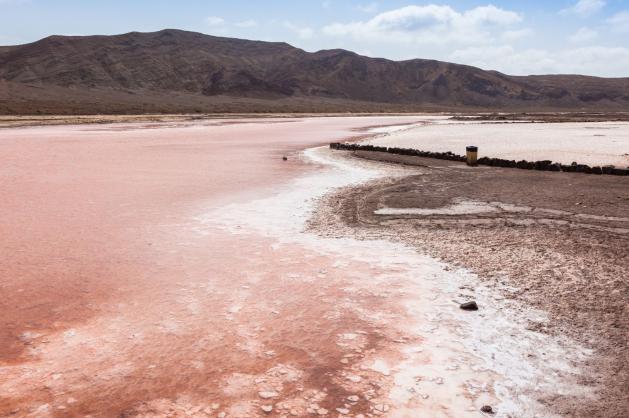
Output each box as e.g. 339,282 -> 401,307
282,156 -> 288,161
481,405 -> 494,414
460,301 -> 478,311
591,166 -> 603,175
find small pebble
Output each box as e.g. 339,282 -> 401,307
259,391 -> 279,399
374,404 -> 389,412
481,405 -> 494,414
460,301 -> 479,311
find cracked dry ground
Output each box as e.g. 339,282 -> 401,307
312,151 -> 629,418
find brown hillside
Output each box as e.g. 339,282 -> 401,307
1,29 -> 628,114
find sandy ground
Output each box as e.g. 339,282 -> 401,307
311,149 -> 629,417
362,119 -> 629,167
1,115 -> 623,418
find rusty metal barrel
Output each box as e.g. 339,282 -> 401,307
466,146 -> 478,166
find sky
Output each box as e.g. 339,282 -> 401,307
1,0 -> 629,77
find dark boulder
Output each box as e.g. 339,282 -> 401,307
481,405 -> 494,414
460,301 -> 479,311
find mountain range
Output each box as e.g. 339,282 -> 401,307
1,29 -> 628,114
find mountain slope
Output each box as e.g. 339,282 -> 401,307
1,29 -> 628,114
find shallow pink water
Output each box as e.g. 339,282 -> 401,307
0,116 -> 426,416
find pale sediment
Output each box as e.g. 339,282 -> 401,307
360,118 -> 629,168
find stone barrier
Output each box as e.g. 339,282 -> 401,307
329,143 -> 629,176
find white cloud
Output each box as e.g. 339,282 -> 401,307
235,19 -> 257,28
464,5 -> 522,26
322,4 -> 521,45
569,27 -> 598,42
608,11 -> 629,32
561,0 -> 606,17
450,46 -> 551,74
450,45 -> 629,77
501,28 -> 533,42
206,16 -> 225,26
284,22 -> 315,40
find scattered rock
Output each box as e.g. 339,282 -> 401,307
188,406 -> 202,414
259,391 -> 279,399
481,405 -> 494,414
432,377 -> 444,385
336,407 -> 350,414
347,395 -> 360,403
261,405 -> 273,413
373,404 -> 389,412
460,301 -> 479,311
317,407 -> 329,415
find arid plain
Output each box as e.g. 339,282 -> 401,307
1,116 -> 627,418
